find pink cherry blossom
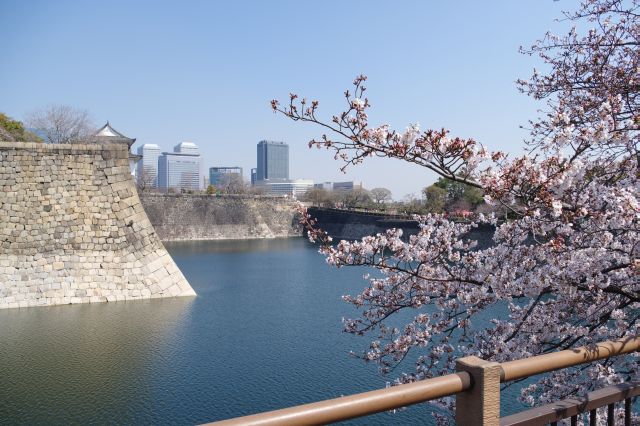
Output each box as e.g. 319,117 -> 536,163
276,0 -> 638,421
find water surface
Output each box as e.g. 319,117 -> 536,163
0,238 -> 522,425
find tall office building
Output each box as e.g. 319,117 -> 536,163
158,142 -> 202,191
136,144 -> 161,187
256,140 -> 289,181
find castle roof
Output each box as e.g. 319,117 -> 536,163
93,122 -> 136,147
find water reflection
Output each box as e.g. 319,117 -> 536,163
165,237 -> 300,254
0,237 -> 522,425
0,298 -> 194,424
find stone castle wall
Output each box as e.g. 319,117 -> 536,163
307,207 -> 496,248
306,207 -> 420,240
140,193 -> 300,241
0,141 -> 195,310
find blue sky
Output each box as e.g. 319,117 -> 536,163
1,1 -> 578,199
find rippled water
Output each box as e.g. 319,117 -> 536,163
0,238 -> 524,425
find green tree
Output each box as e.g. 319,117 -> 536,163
427,177 -> 484,211
0,113 -> 42,142
422,185 -> 447,213
462,185 -> 484,206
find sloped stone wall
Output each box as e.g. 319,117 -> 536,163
140,193 -> 300,241
307,207 -> 496,247
307,207 -> 420,240
0,142 -> 195,310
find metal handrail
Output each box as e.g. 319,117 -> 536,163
500,381 -> 640,426
204,372 -> 471,425
501,337 -> 640,382
204,337 -> 639,425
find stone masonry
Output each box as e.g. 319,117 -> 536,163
0,141 -> 195,310
140,193 -> 300,241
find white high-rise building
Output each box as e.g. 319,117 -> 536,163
136,144 -> 161,187
175,141 -> 200,155
158,142 -> 202,191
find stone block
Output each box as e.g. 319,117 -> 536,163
0,142 -> 195,310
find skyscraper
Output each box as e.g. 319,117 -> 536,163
158,142 -> 202,191
136,143 -> 161,187
256,140 -> 289,181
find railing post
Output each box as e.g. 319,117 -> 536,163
455,356 -> 501,426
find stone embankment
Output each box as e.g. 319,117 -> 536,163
0,141 -> 195,310
307,207 -> 495,248
306,207 -> 419,240
140,193 -> 300,241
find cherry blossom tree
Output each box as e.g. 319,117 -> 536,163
272,0 -> 638,420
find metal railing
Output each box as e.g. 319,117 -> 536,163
204,337 -> 639,426
500,382 -> 639,425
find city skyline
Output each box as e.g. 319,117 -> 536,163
1,1 -> 580,199
0,2 -> 634,423
135,137 -> 361,196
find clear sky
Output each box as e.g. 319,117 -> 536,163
1,0 -> 579,199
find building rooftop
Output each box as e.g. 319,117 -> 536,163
177,141 -> 197,148
258,140 -> 287,146
161,151 -> 200,157
173,141 -> 198,151
93,122 -> 136,147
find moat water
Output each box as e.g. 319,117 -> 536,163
0,238 -> 525,425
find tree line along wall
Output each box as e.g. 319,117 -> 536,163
139,193 -> 301,241
0,141 -> 195,310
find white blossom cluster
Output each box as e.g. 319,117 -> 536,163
277,0 -> 638,420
